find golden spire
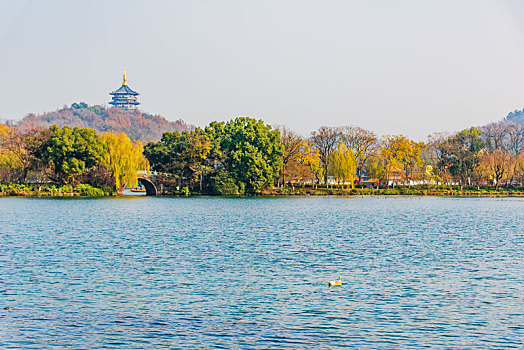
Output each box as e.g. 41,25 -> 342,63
123,66 -> 127,86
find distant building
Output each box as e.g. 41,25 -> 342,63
109,68 -> 139,111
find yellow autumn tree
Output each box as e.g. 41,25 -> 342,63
331,143 -> 356,188
0,124 -> 8,137
367,138 -> 399,187
379,135 -> 424,187
0,125 -> 24,182
100,132 -> 150,193
298,141 -> 323,187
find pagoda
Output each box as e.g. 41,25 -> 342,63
109,68 -> 140,110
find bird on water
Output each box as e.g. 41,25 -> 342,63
328,276 -> 342,287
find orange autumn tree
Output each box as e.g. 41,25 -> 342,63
479,149 -> 512,188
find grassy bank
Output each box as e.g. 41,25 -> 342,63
3,183 -> 523,198
0,183 -> 114,197
259,185 -> 524,197
167,185 -> 524,197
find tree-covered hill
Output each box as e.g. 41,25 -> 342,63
8,102 -> 193,142
505,109 -> 524,124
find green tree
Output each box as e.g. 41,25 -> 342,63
439,127 -> 484,185
143,129 -> 211,190
208,117 -> 284,192
38,125 -> 105,183
211,170 -> 245,195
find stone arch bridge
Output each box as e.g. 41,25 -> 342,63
137,170 -> 179,196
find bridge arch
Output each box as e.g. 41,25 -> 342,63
138,177 -> 157,196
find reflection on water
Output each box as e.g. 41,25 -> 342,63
0,196 -> 522,348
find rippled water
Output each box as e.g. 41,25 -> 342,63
0,196 -> 523,348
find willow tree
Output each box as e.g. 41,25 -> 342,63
331,143 -> 356,188
101,132 -> 149,193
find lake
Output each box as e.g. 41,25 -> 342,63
0,196 -> 522,348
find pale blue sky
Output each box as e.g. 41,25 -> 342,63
1,0 -> 524,139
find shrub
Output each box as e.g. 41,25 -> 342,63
382,188 -> 400,195
59,184 -> 74,194
76,184 -> 105,197
211,171 -> 245,195
400,187 -> 416,195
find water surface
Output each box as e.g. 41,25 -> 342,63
0,196 -> 522,348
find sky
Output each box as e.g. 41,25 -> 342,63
1,0 -> 524,140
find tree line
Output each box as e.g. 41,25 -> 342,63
279,122 -> 523,190
0,124 -> 147,194
1,116 -> 523,195
143,118 -> 524,192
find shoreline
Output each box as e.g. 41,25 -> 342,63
1,182 -> 523,198
2,190 -> 523,198
258,187 -> 524,198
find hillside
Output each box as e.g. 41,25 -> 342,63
8,102 -> 193,142
505,109 -> 524,124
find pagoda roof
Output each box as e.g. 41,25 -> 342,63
109,100 -> 140,106
110,84 -> 139,95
